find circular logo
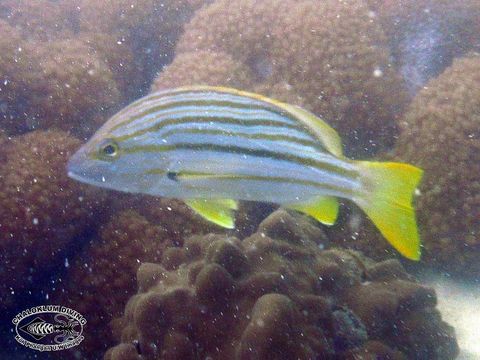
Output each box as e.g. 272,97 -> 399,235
12,305 -> 86,352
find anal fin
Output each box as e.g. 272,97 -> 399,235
185,199 -> 238,229
286,196 -> 339,225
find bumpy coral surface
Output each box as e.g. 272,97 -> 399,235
0,130 -> 105,308
0,0 -> 77,41
52,196 -> 224,359
78,0 -> 205,98
28,39 -> 120,136
393,53 -> 480,275
165,0 -> 407,155
111,195 -> 221,245
152,50 -> 254,91
0,21 -> 39,134
53,210 -> 175,358
367,0 -> 480,93
106,210 -> 458,359
111,194 -> 272,243
79,32 -> 139,102
0,0 -> 203,138
324,203 -> 395,263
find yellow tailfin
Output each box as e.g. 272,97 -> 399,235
355,161 -> 423,260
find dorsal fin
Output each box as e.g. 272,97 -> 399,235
279,104 -> 344,157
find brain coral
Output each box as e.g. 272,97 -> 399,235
110,195 -> 220,245
366,0 -> 480,93
0,0 -> 77,41
105,210 -> 458,359
152,50 -> 254,91
52,193 -> 225,358
53,210 -> 175,359
0,21 -> 39,134
165,0 -> 408,156
77,0 -> 206,98
79,31 -> 139,102
322,203 -> 395,263
0,130 -> 105,309
111,193 -> 271,243
393,53 -> 480,275
27,39 -> 121,137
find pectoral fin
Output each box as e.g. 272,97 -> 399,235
185,198 -> 239,229
286,196 -> 339,225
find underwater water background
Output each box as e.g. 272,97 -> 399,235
0,0 -> 479,359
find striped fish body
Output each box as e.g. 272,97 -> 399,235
68,86 -> 423,260
71,86 -> 358,203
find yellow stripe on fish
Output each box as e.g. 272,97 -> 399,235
67,86 -> 424,260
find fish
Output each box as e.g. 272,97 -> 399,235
67,86 -> 423,260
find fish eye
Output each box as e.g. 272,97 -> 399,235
98,139 -> 119,158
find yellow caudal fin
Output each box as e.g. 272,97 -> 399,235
286,195 -> 339,225
185,198 -> 238,229
355,161 -> 424,260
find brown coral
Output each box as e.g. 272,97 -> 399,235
53,210 -> 175,358
166,0 -> 408,155
77,0 -> 206,97
152,50 -> 254,92
78,0 -> 195,36
0,0 -> 77,41
51,195 -> 223,358
0,130 -> 106,309
324,203 -> 396,263
110,193 -> 271,243
110,195 -> 220,245
393,53 -> 480,275
0,21 -> 40,134
27,39 -> 121,137
79,32 -> 139,102
105,210 -> 458,359
366,0 -> 480,93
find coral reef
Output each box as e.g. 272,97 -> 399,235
27,39 -> 120,136
0,0 -> 77,41
393,53 -> 480,275
110,194 -> 271,243
110,195 -> 220,245
0,28 -> 121,136
160,0 -> 408,155
1,0 -> 478,357
366,0 -> 480,93
0,0 -> 205,137
0,130 -> 105,309
79,32 -> 139,102
105,210 -> 458,359
324,203 -> 395,262
53,210 -> 175,358
0,21 -> 39,134
77,0 -> 206,98
52,196 -> 224,358
152,50 -> 254,92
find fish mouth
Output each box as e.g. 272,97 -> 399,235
66,148 -> 108,187
67,167 -> 91,183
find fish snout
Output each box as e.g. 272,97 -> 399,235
67,148 -> 89,181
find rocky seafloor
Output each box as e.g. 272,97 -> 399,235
0,0 -> 479,359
